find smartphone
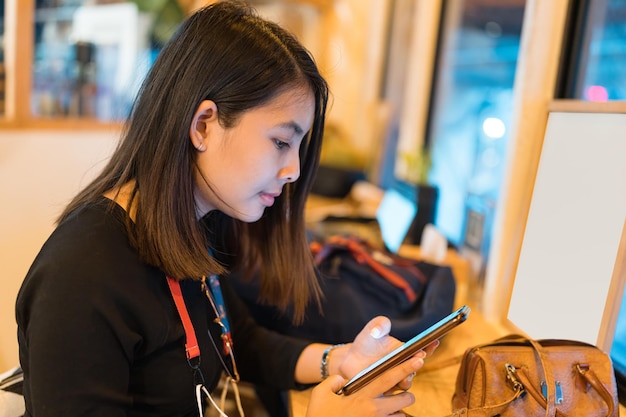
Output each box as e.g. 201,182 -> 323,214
340,305 -> 470,395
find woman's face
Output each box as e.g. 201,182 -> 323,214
191,86 -> 315,222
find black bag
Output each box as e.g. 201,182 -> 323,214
231,235 -> 456,344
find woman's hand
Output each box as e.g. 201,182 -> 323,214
305,356 -> 424,417
304,317 -> 439,416
338,316 -> 439,384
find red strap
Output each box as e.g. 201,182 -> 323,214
314,236 -> 417,302
351,244 -> 417,302
166,277 -> 201,360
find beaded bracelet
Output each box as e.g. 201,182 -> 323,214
321,343 -> 346,379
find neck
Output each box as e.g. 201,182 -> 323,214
103,181 -> 138,221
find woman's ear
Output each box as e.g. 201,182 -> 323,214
189,100 -> 219,152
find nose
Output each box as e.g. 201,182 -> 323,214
279,154 -> 301,184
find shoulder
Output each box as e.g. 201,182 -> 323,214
15,199 -> 178,364
28,199 -> 141,285
17,199 -> 169,324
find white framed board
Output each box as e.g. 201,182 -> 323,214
508,111 -> 626,349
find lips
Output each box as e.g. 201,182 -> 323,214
259,191 -> 280,207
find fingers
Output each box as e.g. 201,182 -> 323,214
374,390 -> 415,415
391,349 -> 426,392
308,374 -> 416,417
424,339 -> 440,356
394,369 -> 417,392
360,356 -> 425,397
321,374 -> 347,395
395,341 -> 438,391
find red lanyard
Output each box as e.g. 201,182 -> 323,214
166,276 -> 201,360
167,276 -> 243,417
166,275 -> 240,383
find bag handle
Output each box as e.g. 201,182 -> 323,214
444,384 -> 525,417
505,362 -> 615,417
445,362 -> 614,417
526,336 -> 557,417
496,336 -> 615,417
514,363 -> 615,417
447,334 -> 556,417
576,364 -> 615,417
448,335 -> 615,417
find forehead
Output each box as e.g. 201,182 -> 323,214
241,86 -> 315,128
263,86 -> 315,111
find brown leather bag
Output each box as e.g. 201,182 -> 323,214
450,335 -> 619,417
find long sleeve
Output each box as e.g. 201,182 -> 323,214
220,276 -> 310,390
15,201 -> 223,417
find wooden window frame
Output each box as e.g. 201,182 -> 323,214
0,0 -> 330,130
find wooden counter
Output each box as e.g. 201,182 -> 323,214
288,305 -> 509,417
288,250 -> 626,416
295,193 -> 626,415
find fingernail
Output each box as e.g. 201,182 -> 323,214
416,350 -> 427,359
370,327 -> 383,339
411,357 -> 424,370
407,372 -> 416,382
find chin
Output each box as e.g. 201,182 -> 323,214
221,201 -> 267,223
235,208 -> 265,223
240,215 -> 263,223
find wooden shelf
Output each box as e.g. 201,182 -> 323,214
0,117 -> 122,130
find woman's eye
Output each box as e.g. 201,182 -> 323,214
274,139 -> 290,150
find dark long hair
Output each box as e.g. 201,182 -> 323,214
59,1 -> 328,322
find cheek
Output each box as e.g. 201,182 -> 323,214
194,151 -> 231,199
213,132 -> 279,186
205,149 -> 262,191
231,144 -> 275,178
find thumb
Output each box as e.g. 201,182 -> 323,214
351,316 -> 392,357
319,374 -> 347,394
364,316 -> 391,340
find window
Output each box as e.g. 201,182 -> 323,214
31,0 -> 185,121
426,0 -> 526,280
561,0 -> 626,101
377,0 -> 418,189
613,292 -> 626,404
29,0 -> 321,122
0,1 -> 5,116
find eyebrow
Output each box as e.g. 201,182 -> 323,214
278,121 -> 304,136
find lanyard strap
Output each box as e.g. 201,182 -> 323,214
166,276 -> 201,360
205,275 -> 234,355
167,276 -> 243,417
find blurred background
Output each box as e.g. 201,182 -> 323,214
1,0 -> 625,398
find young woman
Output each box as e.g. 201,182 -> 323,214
16,2 -> 434,416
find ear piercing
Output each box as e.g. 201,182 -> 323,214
197,144 -> 206,152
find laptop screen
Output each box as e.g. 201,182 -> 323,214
376,187 -> 417,253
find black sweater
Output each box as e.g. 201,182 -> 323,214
16,199 -> 309,417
